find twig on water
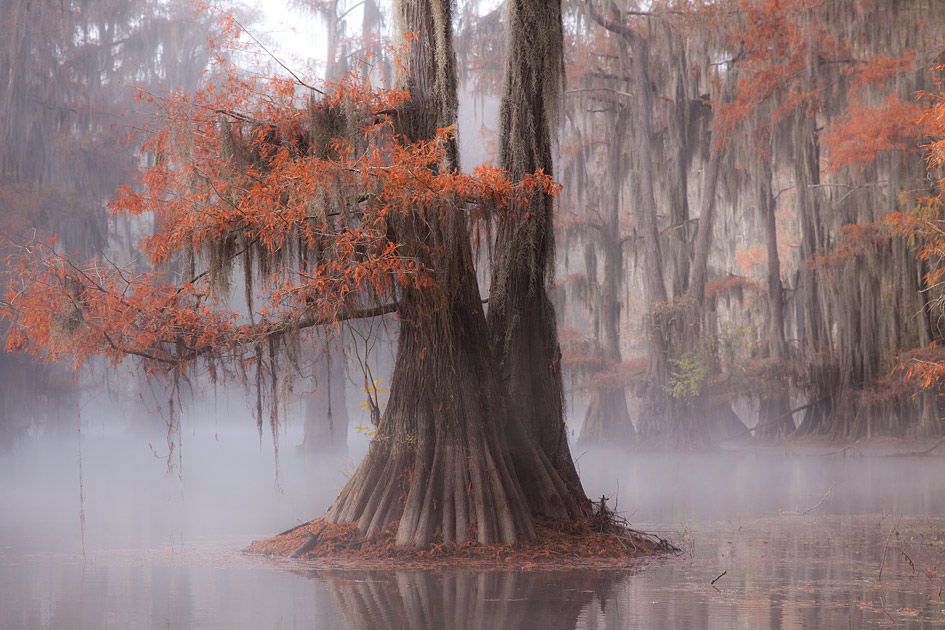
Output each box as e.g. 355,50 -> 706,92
899,548 -> 916,575
779,481 -> 837,516
878,592 -> 896,625
879,515 -> 902,583
802,481 -> 836,515
710,570 -> 727,585
891,435 -> 945,457
820,444 -> 865,458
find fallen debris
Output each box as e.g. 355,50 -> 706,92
246,506 -> 676,570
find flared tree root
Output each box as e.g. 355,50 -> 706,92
245,505 -> 677,569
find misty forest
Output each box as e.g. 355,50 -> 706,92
3,0 -> 945,628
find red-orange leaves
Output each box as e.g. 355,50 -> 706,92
809,221 -> 890,270
2,240 -> 239,369
886,69 -> 945,394
823,95 -> 930,172
2,28 -> 555,377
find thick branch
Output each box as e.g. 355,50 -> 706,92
586,0 -> 643,49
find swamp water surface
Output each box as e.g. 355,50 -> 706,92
2,424 -> 944,629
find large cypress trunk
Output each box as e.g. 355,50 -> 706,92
325,192 -> 584,547
488,0 -> 587,509
326,275 -> 540,545
325,0 -> 586,548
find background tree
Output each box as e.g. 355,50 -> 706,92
579,1 -> 745,446
888,64 -> 945,400
556,11 -> 636,447
3,0 -> 592,548
557,0 -> 945,444
0,0 -> 214,442
712,0 -> 945,439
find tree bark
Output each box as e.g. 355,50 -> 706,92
578,110 -> 634,446
754,149 -> 794,438
688,143 -> 722,308
325,0 -> 587,548
757,152 -> 787,362
489,0 -> 588,508
585,3 -> 677,443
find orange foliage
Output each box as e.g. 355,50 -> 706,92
0,183 -> 47,237
734,243 -> 766,274
0,15 -> 555,376
808,221 -> 890,270
714,0 -> 846,141
848,51 -> 917,92
823,95 -> 930,171
704,275 -> 762,300
887,66 -> 945,394
895,346 -> 945,393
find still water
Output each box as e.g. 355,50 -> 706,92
2,422 -> 944,629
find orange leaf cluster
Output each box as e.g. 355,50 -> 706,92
3,241 -> 242,370
734,243 -> 766,274
822,95 -> 930,172
886,69 -> 945,394
1,29 -> 555,376
704,275 -> 762,300
848,51 -> 917,92
896,346 -> 945,392
808,221 -> 890,270
714,0 -> 846,141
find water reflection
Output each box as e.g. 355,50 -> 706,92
305,568 -> 628,630
305,512 -> 945,629
4,437 -> 945,629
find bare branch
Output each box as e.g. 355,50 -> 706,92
230,16 -> 326,95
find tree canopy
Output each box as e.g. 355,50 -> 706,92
2,0 -> 594,549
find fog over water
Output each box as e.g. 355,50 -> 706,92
2,399 -> 945,629
5,0 -> 945,627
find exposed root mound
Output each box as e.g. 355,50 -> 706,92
246,507 -> 676,570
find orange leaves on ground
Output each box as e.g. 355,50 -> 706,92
245,516 -> 670,569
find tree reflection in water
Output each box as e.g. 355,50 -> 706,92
305,568 -> 630,630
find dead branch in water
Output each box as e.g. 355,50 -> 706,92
779,481 -> 836,516
878,594 -> 895,625
878,514 -> 902,583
